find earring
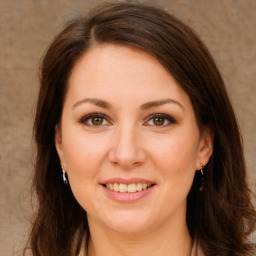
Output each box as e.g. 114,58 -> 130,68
199,163 -> 204,192
61,166 -> 68,184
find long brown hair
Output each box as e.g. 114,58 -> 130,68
25,2 -> 256,256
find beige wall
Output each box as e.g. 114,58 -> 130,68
0,0 -> 255,255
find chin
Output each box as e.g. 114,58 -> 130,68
102,210 -> 154,234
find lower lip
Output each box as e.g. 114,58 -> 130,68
102,185 -> 155,202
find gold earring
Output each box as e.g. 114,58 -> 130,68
61,166 -> 68,184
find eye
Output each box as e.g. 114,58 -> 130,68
144,114 -> 177,127
79,113 -> 111,126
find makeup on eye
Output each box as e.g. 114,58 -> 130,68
78,112 -> 177,127
79,113 -> 112,126
144,113 -> 177,127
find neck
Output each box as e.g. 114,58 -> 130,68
86,215 -> 192,256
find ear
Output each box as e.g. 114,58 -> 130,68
55,124 -> 65,167
196,124 -> 214,170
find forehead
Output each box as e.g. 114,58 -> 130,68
69,44 -> 167,83
66,44 -> 191,107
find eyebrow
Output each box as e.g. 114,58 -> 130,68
72,97 -> 184,111
140,98 -> 184,111
72,98 -> 112,110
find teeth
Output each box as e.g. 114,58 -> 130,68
119,184 -> 127,192
105,183 -> 152,193
137,183 -> 143,191
142,183 -> 148,190
127,183 -> 136,192
113,183 -> 119,192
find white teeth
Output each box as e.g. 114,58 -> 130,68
142,183 -> 148,190
128,183 -> 136,192
105,183 -> 152,193
119,184 -> 128,192
113,183 -> 119,192
136,183 -> 142,191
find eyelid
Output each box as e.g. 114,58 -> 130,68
79,112 -> 176,127
144,113 -> 177,126
79,113 -> 112,126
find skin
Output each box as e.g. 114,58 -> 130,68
55,44 -> 213,256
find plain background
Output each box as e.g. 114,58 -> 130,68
0,0 -> 255,255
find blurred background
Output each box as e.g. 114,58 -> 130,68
0,0 -> 255,255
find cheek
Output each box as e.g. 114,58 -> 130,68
150,136 -> 199,171
61,131 -> 109,211
62,130 -> 109,179
147,130 -> 200,194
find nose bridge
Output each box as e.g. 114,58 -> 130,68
109,121 -> 146,168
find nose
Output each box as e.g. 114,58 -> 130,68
108,124 -> 147,169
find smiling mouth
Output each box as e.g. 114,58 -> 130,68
103,183 -> 154,193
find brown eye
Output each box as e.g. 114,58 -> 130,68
153,117 -> 165,126
144,113 -> 177,127
92,117 -> 104,126
80,113 -> 111,126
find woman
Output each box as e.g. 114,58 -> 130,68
25,2 -> 256,256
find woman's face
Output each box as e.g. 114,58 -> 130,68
56,44 -> 213,234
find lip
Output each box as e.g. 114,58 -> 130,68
100,178 -> 156,202
102,184 -> 155,202
101,177 -> 155,185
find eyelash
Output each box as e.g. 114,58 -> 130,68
79,113 -> 177,127
144,113 -> 177,127
79,113 -> 111,126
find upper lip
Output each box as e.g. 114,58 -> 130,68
101,177 -> 155,185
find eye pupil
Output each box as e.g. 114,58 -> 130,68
153,117 -> 164,126
92,117 -> 103,125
